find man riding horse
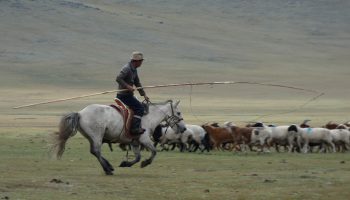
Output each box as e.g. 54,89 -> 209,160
116,51 -> 150,136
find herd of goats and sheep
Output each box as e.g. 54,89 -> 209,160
123,120 -> 350,154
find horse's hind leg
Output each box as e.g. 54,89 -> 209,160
119,141 -> 141,167
89,140 -> 114,175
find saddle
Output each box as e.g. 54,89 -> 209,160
110,98 -> 134,139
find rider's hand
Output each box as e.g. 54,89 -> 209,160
144,95 -> 150,102
126,85 -> 134,92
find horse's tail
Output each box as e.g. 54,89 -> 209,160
49,112 -> 80,159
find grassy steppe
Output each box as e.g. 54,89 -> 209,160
1,129 -> 350,200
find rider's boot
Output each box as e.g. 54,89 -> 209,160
130,116 -> 145,136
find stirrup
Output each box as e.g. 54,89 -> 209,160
131,128 -> 145,136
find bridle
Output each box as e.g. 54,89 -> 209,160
164,101 -> 184,134
145,100 -> 184,133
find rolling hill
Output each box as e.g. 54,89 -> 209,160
1,0 -> 349,124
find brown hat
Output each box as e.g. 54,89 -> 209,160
130,51 -> 144,61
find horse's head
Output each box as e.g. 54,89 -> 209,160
164,100 -> 186,133
147,100 -> 186,134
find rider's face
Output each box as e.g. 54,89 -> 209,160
132,60 -> 143,68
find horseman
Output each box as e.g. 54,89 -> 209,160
116,51 -> 150,136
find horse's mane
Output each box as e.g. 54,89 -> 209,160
148,99 -> 173,106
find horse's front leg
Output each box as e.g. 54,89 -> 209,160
119,140 -> 141,167
139,132 -> 157,168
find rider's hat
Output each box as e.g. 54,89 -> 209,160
130,51 -> 144,61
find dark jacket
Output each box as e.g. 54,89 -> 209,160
116,62 -> 146,96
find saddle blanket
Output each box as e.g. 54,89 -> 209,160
110,98 -> 134,139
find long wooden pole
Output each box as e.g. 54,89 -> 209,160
12,81 -> 323,109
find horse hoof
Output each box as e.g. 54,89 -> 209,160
141,160 -> 150,168
105,171 -> 114,175
119,161 -> 131,167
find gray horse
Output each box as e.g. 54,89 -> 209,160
50,100 -> 186,175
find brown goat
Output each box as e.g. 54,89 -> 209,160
230,126 -> 254,151
202,124 -> 234,150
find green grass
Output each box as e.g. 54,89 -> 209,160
1,86 -> 349,200
1,88 -> 349,199
1,131 -> 350,200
